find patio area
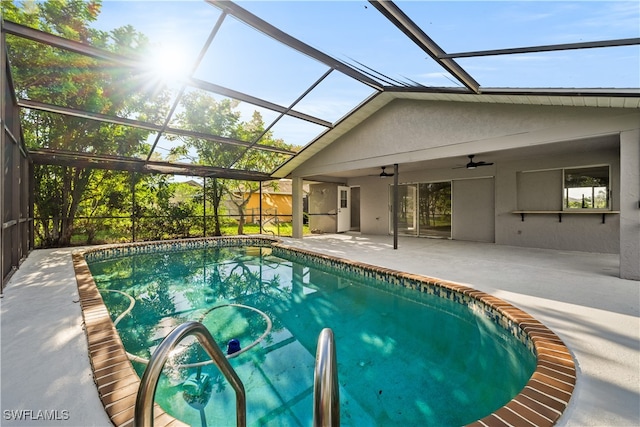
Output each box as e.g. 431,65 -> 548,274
1,234 -> 638,426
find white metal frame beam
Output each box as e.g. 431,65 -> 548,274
368,0 -> 481,94
442,37 -> 640,59
206,0 -> 385,91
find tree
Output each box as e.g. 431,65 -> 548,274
418,182 -> 451,229
226,111 -> 290,234
172,92 -> 294,234
6,0 -> 169,246
133,176 -> 203,240
169,91 -> 242,235
73,169 -> 130,244
7,0 -> 296,244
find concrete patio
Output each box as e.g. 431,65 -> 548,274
1,234 -> 638,426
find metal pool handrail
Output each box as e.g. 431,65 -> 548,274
133,321 -> 246,427
313,328 -> 340,427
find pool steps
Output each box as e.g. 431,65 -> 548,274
134,321 -> 340,427
134,321 -> 246,427
313,328 -> 340,427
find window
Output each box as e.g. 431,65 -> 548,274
563,166 -> 610,210
340,189 -> 348,208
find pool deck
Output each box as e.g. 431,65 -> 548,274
1,234 -> 639,426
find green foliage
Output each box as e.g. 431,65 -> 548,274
8,0 -> 169,246
172,91 -> 295,234
418,182 -> 451,227
9,0 -> 301,246
564,168 -> 609,209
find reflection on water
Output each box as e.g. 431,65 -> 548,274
89,246 -> 535,426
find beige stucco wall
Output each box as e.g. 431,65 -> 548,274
343,147 -> 619,253
308,183 -> 338,233
452,178 -> 495,243
294,99 -> 638,176
620,129 -> 640,279
494,149 -> 620,253
297,100 -> 638,257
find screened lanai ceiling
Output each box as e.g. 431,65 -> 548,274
3,0 -> 639,181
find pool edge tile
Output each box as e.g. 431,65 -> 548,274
72,252 -> 185,427
75,237 -> 577,427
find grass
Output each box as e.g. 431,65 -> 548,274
220,223 -> 310,237
59,222 -> 311,247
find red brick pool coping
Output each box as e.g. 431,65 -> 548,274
73,240 -> 576,427
73,253 -> 188,427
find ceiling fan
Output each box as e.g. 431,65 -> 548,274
379,166 -> 394,178
454,155 -> 494,169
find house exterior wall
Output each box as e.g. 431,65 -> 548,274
244,193 -> 293,222
345,146 -> 619,253
298,100 -> 638,257
308,183 -> 338,233
293,99 -> 637,176
494,149 -> 620,253
619,129 -> 640,279
452,178 -> 495,243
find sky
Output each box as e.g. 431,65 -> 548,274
91,1 -> 640,88
89,1 -> 639,161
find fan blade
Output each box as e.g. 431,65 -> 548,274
369,166 -> 395,177
453,155 -> 492,169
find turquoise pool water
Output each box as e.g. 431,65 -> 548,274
88,245 -> 536,426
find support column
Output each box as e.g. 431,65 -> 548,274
620,129 -> 640,280
131,172 -> 136,242
393,163 -> 399,250
292,176 -> 304,239
1,27 -> 5,292
259,183 -> 263,234
203,177 -> 207,237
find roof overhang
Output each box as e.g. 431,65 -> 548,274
271,87 -> 640,179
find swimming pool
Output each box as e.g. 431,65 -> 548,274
75,237 -> 576,426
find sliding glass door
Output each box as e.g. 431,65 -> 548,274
389,184 -> 418,235
390,182 -> 451,238
418,182 -> 451,238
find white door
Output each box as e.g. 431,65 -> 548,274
337,186 -> 351,232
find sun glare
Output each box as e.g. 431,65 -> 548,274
144,44 -> 192,85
